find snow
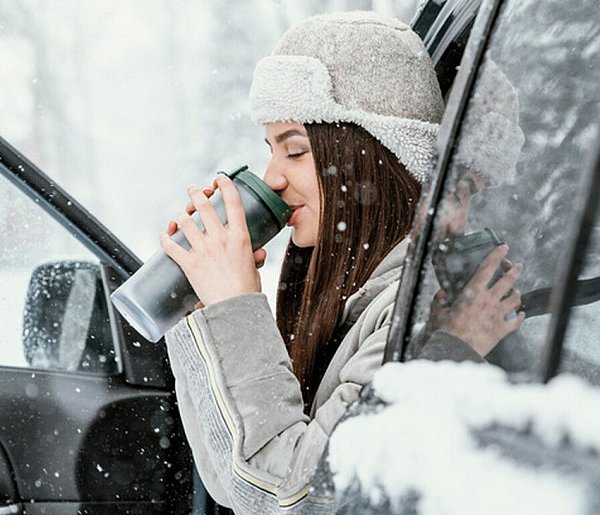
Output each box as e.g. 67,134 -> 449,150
328,360 -> 598,515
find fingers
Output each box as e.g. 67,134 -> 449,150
490,262 -> 523,298
186,187 -> 213,215
187,185 -> 223,234
177,212 -> 205,247
466,172 -> 485,195
432,288 -> 449,307
469,244 -> 509,288
500,287 -> 522,313
505,311 -> 525,333
166,220 -> 178,236
203,186 -> 215,198
160,231 -> 189,264
254,248 -> 266,269
455,179 -> 472,205
215,174 -> 248,232
501,258 -> 513,273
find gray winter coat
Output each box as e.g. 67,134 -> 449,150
165,239 -> 482,513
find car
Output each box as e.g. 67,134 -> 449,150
311,0 -> 600,512
1,0 -> 598,514
0,4 -> 460,514
0,149 -> 198,514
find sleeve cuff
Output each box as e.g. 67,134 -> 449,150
417,330 -> 485,363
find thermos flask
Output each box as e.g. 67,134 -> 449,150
110,166 -> 292,342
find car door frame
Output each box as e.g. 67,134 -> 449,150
384,0 -> 505,364
0,136 -> 194,513
0,135 -> 172,388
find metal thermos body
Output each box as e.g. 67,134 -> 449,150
110,166 -> 291,342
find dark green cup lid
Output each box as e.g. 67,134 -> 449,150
228,165 -> 292,228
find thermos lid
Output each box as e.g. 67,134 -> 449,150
443,227 -> 503,254
228,166 -> 293,229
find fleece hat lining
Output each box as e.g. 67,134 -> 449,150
250,55 -> 439,183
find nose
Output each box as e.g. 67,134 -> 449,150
263,158 -> 288,194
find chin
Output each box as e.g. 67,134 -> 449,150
291,229 -> 316,248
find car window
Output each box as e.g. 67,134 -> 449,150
406,0 -> 600,375
0,172 -> 120,374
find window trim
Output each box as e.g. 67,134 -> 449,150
540,141 -> 600,383
384,0 -> 505,363
0,135 -> 141,279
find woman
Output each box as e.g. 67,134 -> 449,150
160,11 -> 524,513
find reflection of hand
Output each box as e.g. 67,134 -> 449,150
159,174 -> 264,308
436,244 -> 525,357
436,172 -> 485,239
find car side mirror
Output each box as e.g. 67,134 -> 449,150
22,260 -> 118,374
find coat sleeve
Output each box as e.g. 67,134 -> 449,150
164,292 -> 391,514
416,330 -> 485,362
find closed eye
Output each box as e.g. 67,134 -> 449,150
288,151 -> 308,160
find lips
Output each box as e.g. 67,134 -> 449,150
287,206 -> 304,227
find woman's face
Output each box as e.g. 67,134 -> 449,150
263,121 -> 320,248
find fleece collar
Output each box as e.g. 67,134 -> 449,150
249,55 -> 439,183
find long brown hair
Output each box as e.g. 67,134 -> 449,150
275,122 -> 421,410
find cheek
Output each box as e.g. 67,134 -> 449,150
302,168 -> 320,208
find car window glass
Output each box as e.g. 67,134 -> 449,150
559,204 -> 600,384
0,172 -> 119,374
406,0 -> 600,376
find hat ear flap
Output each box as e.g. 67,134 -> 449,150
250,56 -> 336,125
250,55 -> 440,182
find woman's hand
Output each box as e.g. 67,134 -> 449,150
160,174 -> 265,308
434,244 -> 525,357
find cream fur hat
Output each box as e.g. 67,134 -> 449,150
249,11 -> 444,182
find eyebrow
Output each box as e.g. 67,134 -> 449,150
265,129 -> 308,146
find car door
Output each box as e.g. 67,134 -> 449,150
0,137 -> 195,514
387,0 -> 600,374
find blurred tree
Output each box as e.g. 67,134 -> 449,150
196,0 -> 276,176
